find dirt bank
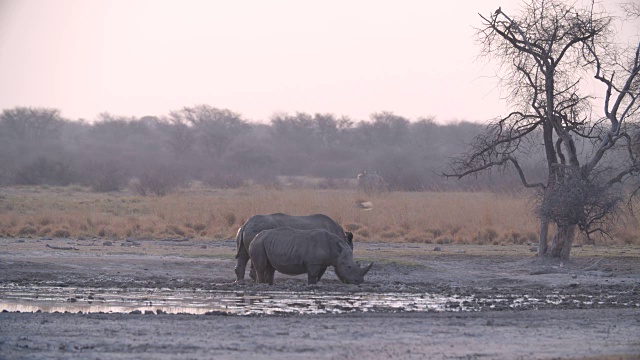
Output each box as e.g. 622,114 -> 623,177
1,237 -> 639,359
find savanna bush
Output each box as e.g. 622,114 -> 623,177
474,228 -> 499,245
15,157 -> 74,186
202,173 -> 247,189
131,167 -> 184,196
52,229 -> 70,238
18,225 -> 37,236
88,162 -> 128,192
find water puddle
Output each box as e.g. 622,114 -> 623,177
0,285 -> 637,315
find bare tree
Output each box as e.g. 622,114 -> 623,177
358,111 -> 410,149
621,1 -> 640,19
169,105 -> 249,157
0,107 -> 63,141
445,1 -> 640,259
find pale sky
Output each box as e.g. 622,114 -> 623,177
0,0 -> 635,123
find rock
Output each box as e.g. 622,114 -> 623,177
103,241 -> 113,246
592,271 -> 614,278
433,246 -> 442,252
129,310 -> 142,314
144,310 -> 155,315
121,240 -> 141,246
204,311 -> 228,316
530,246 -> 538,252
156,309 -> 166,315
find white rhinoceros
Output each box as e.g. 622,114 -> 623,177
234,213 -> 353,282
249,227 -> 372,285
356,171 -> 387,194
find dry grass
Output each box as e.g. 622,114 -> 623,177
1,184 -> 638,245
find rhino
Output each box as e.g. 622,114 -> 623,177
356,171 -> 387,194
234,213 -> 353,282
249,227 -> 373,285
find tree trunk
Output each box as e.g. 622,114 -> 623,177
538,217 -> 550,256
545,224 -> 576,259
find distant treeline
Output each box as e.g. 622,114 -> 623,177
0,105 -> 546,192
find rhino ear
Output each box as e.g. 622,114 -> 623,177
335,241 -> 344,253
345,232 -> 354,244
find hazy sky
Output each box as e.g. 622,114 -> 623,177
0,0 -> 635,123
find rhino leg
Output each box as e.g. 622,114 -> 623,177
250,241 -> 274,284
234,246 -> 250,282
306,265 -> 327,285
249,263 -> 257,281
256,263 -> 275,285
307,273 -> 318,285
255,267 -> 266,283
266,266 -> 276,285
316,267 -> 327,281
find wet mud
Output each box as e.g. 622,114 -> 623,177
1,284 -> 638,316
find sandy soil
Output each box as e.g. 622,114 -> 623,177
1,236 -> 639,359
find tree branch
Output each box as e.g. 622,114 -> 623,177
444,156 -> 546,189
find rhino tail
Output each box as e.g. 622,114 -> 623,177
235,226 -> 243,259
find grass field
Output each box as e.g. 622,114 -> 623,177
1,184 -> 638,245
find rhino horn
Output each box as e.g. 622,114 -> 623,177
360,262 -> 373,276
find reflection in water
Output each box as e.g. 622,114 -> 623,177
0,285 -> 636,315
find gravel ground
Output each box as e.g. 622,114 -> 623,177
1,237 -> 639,359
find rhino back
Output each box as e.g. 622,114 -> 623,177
267,214 -> 344,236
241,213 -> 346,251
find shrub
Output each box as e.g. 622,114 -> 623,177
223,212 -> 237,227
317,178 -> 339,189
89,162 -> 127,192
436,236 -> 453,244
380,231 -> 399,239
18,225 -> 37,236
185,223 -> 207,232
356,228 -> 370,238
405,233 -> 424,243
427,228 -> 443,238
203,173 -> 247,189
15,157 -> 74,186
474,228 -> 499,245
344,223 -> 362,232
53,229 -> 71,238
131,168 -> 183,196
164,225 -> 187,237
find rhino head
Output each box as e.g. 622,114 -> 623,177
334,242 -> 373,285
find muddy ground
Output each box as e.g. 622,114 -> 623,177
1,237 -> 639,359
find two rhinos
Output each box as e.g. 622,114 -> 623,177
234,213 -> 373,285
